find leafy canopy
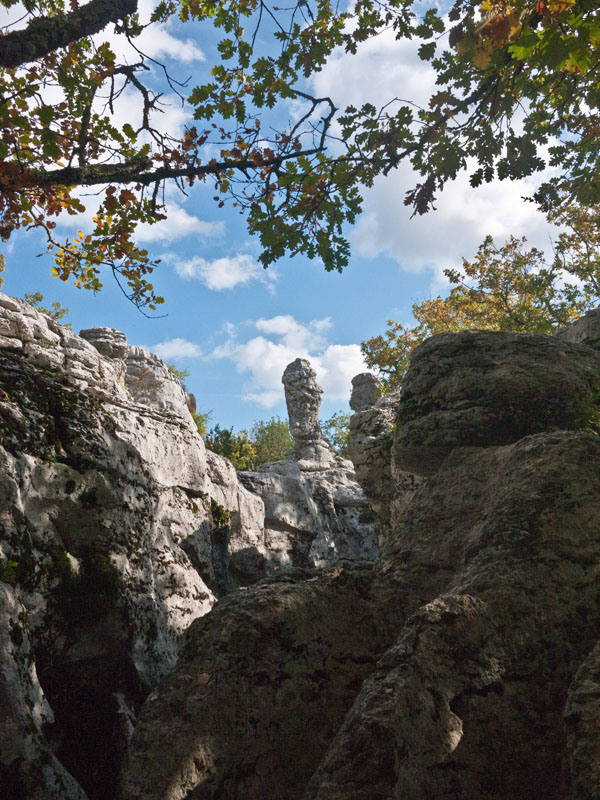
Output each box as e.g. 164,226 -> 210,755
205,416 -> 292,470
0,0 -> 598,307
362,203 -> 600,391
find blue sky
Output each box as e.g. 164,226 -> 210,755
1,0 -> 555,432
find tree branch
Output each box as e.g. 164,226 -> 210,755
29,146 -> 330,187
0,0 -> 138,69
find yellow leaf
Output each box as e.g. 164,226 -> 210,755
473,46 -> 492,69
547,0 -> 575,12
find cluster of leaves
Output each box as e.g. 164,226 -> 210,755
1,0 -> 598,307
205,416 -> 293,470
191,409 -> 212,437
362,202 -> 600,391
321,410 -> 351,456
23,290 -> 70,324
166,362 -> 191,382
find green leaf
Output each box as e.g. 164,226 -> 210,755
122,123 -> 137,142
418,42 -> 436,60
38,105 -> 54,125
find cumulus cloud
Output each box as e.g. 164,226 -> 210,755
92,0 -> 205,65
168,253 -> 278,292
136,208 -> 225,244
310,24 -> 554,285
149,338 -> 202,359
211,315 -> 367,407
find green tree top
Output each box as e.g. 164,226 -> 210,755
0,0 -> 598,307
362,203 -> 600,391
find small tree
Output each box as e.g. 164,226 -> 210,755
321,411 -> 351,457
204,424 -> 257,471
362,206 -> 600,392
24,291 -> 70,325
251,417 -> 293,465
166,363 -> 191,383
205,417 -> 292,470
191,410 -> 212,438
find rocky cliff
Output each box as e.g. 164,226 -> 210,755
0,295 -> 376,800
3,292 -> 600,800
122,317 -> 600,800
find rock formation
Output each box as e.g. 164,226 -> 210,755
122,312 -> 600,800
4,289 -> 600,800
0,297 -> 263,799
237,358 -> 378,571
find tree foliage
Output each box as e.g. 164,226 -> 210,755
166,362 -> 191,382
24,290 -> 70,323
191,409 -> 212,437
362,203 -> 600,391
205,416 -> 292,470
321,410 -> 351,456
250,416 -> 293,465
1,0 -> 598,307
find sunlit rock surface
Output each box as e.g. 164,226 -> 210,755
238,358 -> 378,572
0,296 -> 263,798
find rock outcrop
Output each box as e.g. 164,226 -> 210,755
238,359 -> 378,571
122,312 -> 600,800
0,297 -> 263,799
5,290 -> 600,800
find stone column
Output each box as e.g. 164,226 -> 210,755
282,358 -> 336,469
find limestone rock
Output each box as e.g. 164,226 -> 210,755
0,582 -> 88,800
396,330 -> 600,475
123,325 -> 600,800
557,305 -> 600,350
239,465 -> 377,572
237,359 -> 378,572
121,568 -> 389,800
81,326 -> 190,418
307,431 -> 600,800
283,358 -> 325,448
564,639 -> 600,800
349,372 -> 379,412
0,294 -> 266,799
348,390 -> 424,541
79,327 -> 129,361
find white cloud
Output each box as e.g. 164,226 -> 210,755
132,27 -> 204,65
90,0 -> 205,65
311,23 -> 555,287
150,337 -> 202,359
168,253 -> 278,292
136,207 -> 224,243
211,316 -> 367,407
352,166 -> 551,286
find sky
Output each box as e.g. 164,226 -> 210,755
0,0 -> 557,432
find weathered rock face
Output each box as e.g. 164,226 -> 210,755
282,358 -> 336,470
121,568 -> 389,800
123,320 -> 600,800
238,359 -> 378,572
308,430 -> 600,800
0,296 -> 264,799
283,358 -> 324,446
395,329 -> 600,476
348,372 -> 379,412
